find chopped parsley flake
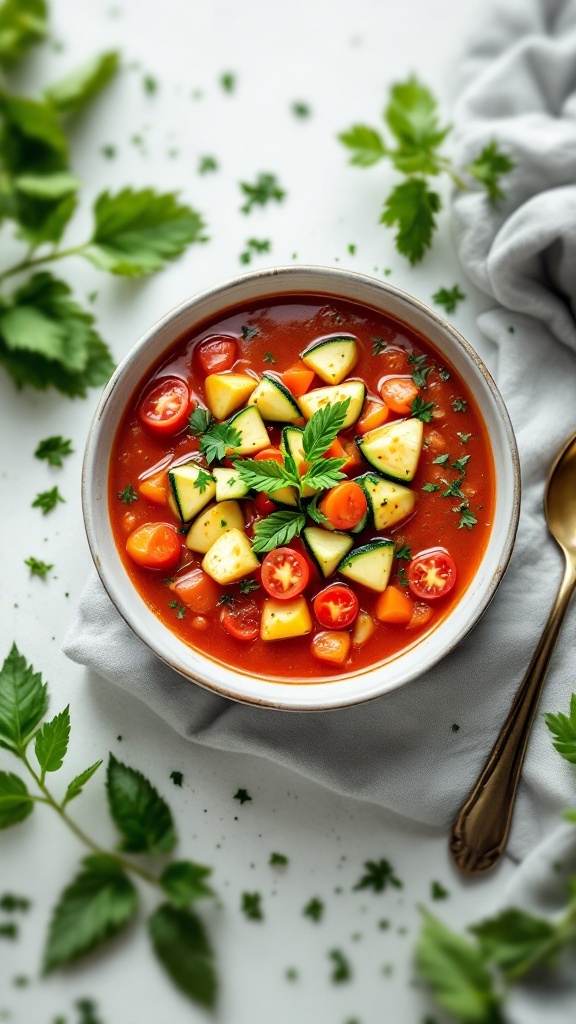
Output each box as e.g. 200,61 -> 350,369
24,557 -> 53,579
241,325 -> 258,340
168,600 -> 186,619
452,455 -> 471,473
239,172 -> 286,214
432,454 -> 449,465
143,74 -> 158,95
422,482 -> 440,492
438,367 -> 451,381
329,948 -> 352,983
34,436 -> 73,467
291,101 -> 311,118
198,155 -> 218,175
303,897 -> 324,922
353,859 -> 403,892
457,506 -> 478,530
432,285 -> 466,314
234,788 -> 252,804
117,484 -> 138,504
452,397 -> 468,413
220,71 -> 236,93
170,771 -> 183,787
451,723 -> 460,733
239,579 -> 259,595
394,544 -> 412,561
269,852 -> 289,866
431,880 -> 450,900
32,487 -> 65,515
371,337 -> 388,355
410,397 -> 435,422
263,351 -> 276,363
241,892 -> 263,921
457,432 -> 472,444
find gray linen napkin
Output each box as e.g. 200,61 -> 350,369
64,0 -> 576,867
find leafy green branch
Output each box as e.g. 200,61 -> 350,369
416,692 -> 576,1023
0,0 -> 205,397
339,77 -> 514,264
0,644 -> 217,1009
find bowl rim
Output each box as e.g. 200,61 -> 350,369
82,264 -> 521,711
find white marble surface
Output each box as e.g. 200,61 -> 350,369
0,1 -> 521,1022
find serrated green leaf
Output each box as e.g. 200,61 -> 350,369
148,903 -> 217,1008
302,399 -> 350,462
45,51 -> 119,115
0,644 -> 48,752
13,171 -> 80,198
84,188 -> 205,276
11,171 -> 79,244
251,510 -> 306,554
34,435 -> 74,467
43,855 -> 138,973
0,93 -> 68,176
63,760 -> 103,806
106,754 -> 176,855
467,142 -> 514,202
544,694 -> 576,764
0,0 -> 47,68
381,179 -> 441,265
0,771 -> 34,829
385,77 -> 449,176
338,124 -> 387,167
233,457 -> 297,493
34,706 -> 70,774
301,457 -> 346,491
416,911 -> 504,1024
470,909 -> 557,981
160,861 -> 214,909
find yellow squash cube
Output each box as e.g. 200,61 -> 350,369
260,596 -> 313,641
204,373 -> 257,420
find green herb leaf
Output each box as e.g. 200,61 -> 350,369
233,458 -> 296,494
200,422 -> 242,465
34,706 -> 70,774
0,644 -> 48,753
441,476 -> 465,499
198,154 -> 218,175
148,903 -> 217,1009
0,0 -> 47,68
329,948 -> 352,983
306,493 -> 329,526
432,285 -> 466,314
422,483 -> 440,493
252,510 -> 306,554
452,455 -> 471,473
239,579 -> 259,595
193,470 -> 215,494
394,544 -> 412,561
470,909 -> 557,981
170,770 -> 183,786
338,124 -> 387,167
353,859 -> 402,893
34,435 -> 73,466
458,507 -> 478,531
302,398 -> 350,462
63,760 -> 103,806
408,352 -> 433,388
84,188 -> 205,277
467,142 -> 514,202
0,893 -> 31,912
32,485 -> 65,514
11,171 -> 79,245
239,172 -> 285,214
233,788 -> 251,804
372,337 -> 388,356
301,457 -> 346,491
303,896 -> 324,922
381,179 -> 441,265
432,454 -> 449,465
410,396 -> 435,422
188,407 -> 213,435
0,771 -> 34,830
44,51 -> 119,115
241,891 -> 263,921
453,398 -> 467,413
24,556 -> 53,579
269,852 -> 288,866
416,910 -> 504,1024
544,694 -> 576,764
106,754 -> 176,855
385,77 -> 450,176
431,881 -> 449,900
458,432 -> 472,444
160,862 -> 214,908
43,855 -> 138,972
263,351 -> 276,363
0,92 -> 67,180
117,484 -> 137,504
241,324 -> 258,340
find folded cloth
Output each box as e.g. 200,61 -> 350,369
64,0 -> 576,864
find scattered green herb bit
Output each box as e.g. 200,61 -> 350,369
24,556 -> 53,579
303,897 -> 324,922
452,398 -> 467,413
372,337 -> 388,356
508,326 -> 515,334
452,455 -> 471,473
441,477 -> 465,499
252,510 -> 306,554
170,772 -> 183,787
143,74 -> 158,95
291,101 -> 311,118
467,141 -> 514,202
432,454 -> 449,465
457,506 -> 478,530
338,123 -> 387,167
101,143 -> 116,159
34,436 -> 73,467
0,894 -> 30,913
218,594 -> 235,607
239,579 -> 259,595
241,325 -> 258,340
200,422 -> 242,465
451,724 -> 460,733
168,600 -> 186,619
269,852 -> 288,866
219,71 -> 236,93
239,172 -> 285,214
432,285 -> 466,314
329,948 -> 352,983
431,881 -> 449,900
198,155 -> 218,175
248,238 -> 270,253
381,179 -> 441,265
378,918 -> 390,930
438,367 -> 450,381
394,544 -> 411,561
285,966 -> 299,981
32,486 -> 65,515
193,470 -> 215,494
348,243 -> 356,255
457,432 -> 472,444
0,922 -> 18,939
220,520 -> 227,528
353,859 -> 403,893
396,567 -> 410,588
422,483 -> 440,493
544,693 -> 576,763
189,407 -> 213,435
408,353 -> 433,388
12,975 -> 29,987
234,788 -> 252,805
263,351 -> 276,364
410,397 -> 435,423
241,892 -> 263,921
117,484 -> 138,504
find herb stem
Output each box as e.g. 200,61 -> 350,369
0,244 -> 89,285
435,156 -> 467,190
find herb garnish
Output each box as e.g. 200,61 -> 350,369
409,353 -> 433,388
263,351 -> 276,363
432,454 -> 449,465
198,155 -> 218,175
239,579 -> 259,595
24,557 -> 53,579
457,506 -> 478,530
170,772 -> 183,787
32,486 -> 65,514
452,455 -> 471,473
394,544 -> 412,561
239,173 -> 285,214
233,789 -> 252,804
199,422 -> 242,465
193,470 -> 215,494
371,337 -> 388,355
269,852 -> 288,866
117,484 -> 138,504
329,948 -> 352,983
422,483 -> 440,493
34,436 -> 73,467
452,398 -> 468,413
303,897 -> 324,922
241,325 -> 258,340
410,397 -> 435,422
431,881 -> 449,900
432,285 -> 466,314
241,892 -> 263,921
353,859 -> 403,892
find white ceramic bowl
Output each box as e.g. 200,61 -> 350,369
83,266 -> 520,711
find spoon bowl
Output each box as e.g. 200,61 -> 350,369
546,432 -> 576,559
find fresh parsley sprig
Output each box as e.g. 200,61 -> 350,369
252,510 -> 307,554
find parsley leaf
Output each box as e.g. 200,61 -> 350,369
269,852 -> 288,866
432,285 -> 466,314
24,556 -> 53,579
353,859 -> 402,893
117,484 -> 137,504
193,470 -> 215,494
329,948 -> 352,983
302,398 -> 350,461
338,124 -> 387,167
452,397 -> 467,413
34,706 -> 70,775
431,881 -> 450,901
303,897 -> 324,922
234,458 -> 296,494
381,179 -> 441,265
34,435 -> 73,466
63,761 -> 103,806
452,455 -> 471,473
409,352 -> 433,388
200,422 -> 242,465
467,142 -> 514,202
394,544 -> 411,561
44,51 -> 119,116
0,646 -> 49,753
0,0 -> 47,67
170,771 -> 183,787
385,77 -> 450,176
301,457 -> 346,491
219,71 -> 236,93
441,477 -> 465,499
233,788 -> 252,804
241,892 -> 263,921
433,454 -> 449,465
239,173 -> 285,214
239,579 -> 259,595
188,407 -> 213,435
457,506 -> 478,530
263,351 -> 276,363
457,432 -> 472,444
372,336 -> 388,355
148,904 -> 217,1009
544,694 -> 576,764
84,188 -> 205,276
252,510 -> 306,554
198,155 -> 218,175
106,754 -> 176,855
31,485 -> 65,514
0,771 -> 34,829
241,324 -> 258,340
422,482 -> 440,492
469,909 -> 556,981
410,396 -> 435,422
160,861 -> 214,908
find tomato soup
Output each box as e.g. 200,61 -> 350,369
109,296 -> 495,681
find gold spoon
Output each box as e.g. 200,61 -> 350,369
450,429 -> 576,876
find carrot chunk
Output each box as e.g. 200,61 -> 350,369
282,362 -> 315,398
139,470 -> 169,505
380,377 -> 419,415
375,586 -> 413,625
311,630 -> 351,664
357,399 -> 389,435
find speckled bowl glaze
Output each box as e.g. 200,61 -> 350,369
82,266 -> 520,711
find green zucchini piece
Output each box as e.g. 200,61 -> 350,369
168,463 -> 216,523
281,425 -> 316,498
298,380 -> 366,429
248,373 -> 301,422
356,472 -> 417,530
337,539 -> 395,592
301,335 -> 358,385
357,417 -> 423,482
302,526 -> 353,578
227,404 -> 271,455
213,467 -> 250,502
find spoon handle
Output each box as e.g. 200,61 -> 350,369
450,555 -> 576,876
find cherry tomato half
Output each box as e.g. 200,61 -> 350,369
126,522 -> 181,571
319,481 -> 368,531
254,492 -> 276,517
313,584 -> 359,630
220,598 -> 260,641
406,548 -> 457,600
197,335 -> 238,376
138,377 -> 190,435
261,547 -> 310,601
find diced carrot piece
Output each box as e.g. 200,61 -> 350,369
324,436 -> 346,460
311,630 -> 351,665
375,586 -> 413,625
380,377 -> 419,415
425,430 -> 446,452
170,568 -> 221,613
254,447 -> 284,463
407,601 -> 434,630
357,399 -> 389,435
380,347 -> 410,375
282,362 -> 315,398
324,436 -> 362,473
139,470 -> 169,505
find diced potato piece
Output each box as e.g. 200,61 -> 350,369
186,501 -> 245,554
202,528 -> 259,585
260,596 -> 312,641
204,373 -> 257,420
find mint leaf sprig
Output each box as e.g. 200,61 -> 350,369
339,76 -> 514,264
0,645 -> 217,1009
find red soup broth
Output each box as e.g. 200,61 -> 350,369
109,296 -> 495,682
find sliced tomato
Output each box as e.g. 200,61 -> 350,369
126,522 -> 181,571
313,584 -> 359,630
254,447 -> 284,464
319,480 -> 367,531
254,492 -> 276,517
197,335 -> 238,376
138,377 -> 190,435
261,547 -> 309,600
220,598 -> 260,641
406,548 -> 457,600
